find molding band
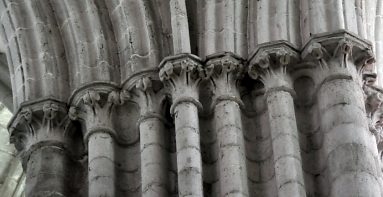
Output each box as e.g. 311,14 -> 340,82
170,96 -> 203,115
265,86 -> 297,99
84,127 -> 117,145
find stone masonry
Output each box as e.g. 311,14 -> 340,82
1,0 -> 383,197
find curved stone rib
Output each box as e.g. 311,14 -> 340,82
25,0 -> 69,101
104,0 -> 163,82
51,0 -> 117,89
248,0 -> 301,49
198,0 -> 248,58
0,1 -> 39,107
170,0 -> 191,54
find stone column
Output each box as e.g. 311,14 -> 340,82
131,76 -> 169,196
248,42 -> 306,197
206,53 -> 249,197
159,54 -> 208,197
70,89 -> 127,197
302,31 -> 381,197
8,100 -> 74,197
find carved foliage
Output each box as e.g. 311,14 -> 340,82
159,55 -> 211,114
9,100 -> 71,153
207,54 -> 245,107
131,76 -> 167,117
69,89 -> 130,141
302,32 -> 375,78
159,56 -> 210,96
207,55 -> 243,90
248,44 -> 299,89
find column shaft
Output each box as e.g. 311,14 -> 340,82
318,78 -> 381,197
140,117 -> 169,196
25,145 -> 71,197
266,90 -> 306,197
214,100 -> 248,197
88,132 -> 115,197
174,102 -> 203,197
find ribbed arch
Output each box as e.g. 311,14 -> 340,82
51,0 -> 118,91
0,1 -> 18,110
300,0 -> 375,44
105,0 -> 171,83
0,0 -> 44,108
197,0 -> 248,58
26,0 -> 69,101
248,0 -> 301,50
1,1 -> 383,197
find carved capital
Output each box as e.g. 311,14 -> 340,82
159,54 -> 207,114
159,54 -> 208,88
128,75 -> 168,124
302,30 -> 375,77
206,52 -> 245,107
8,98 -> 73,155
69,85 -> 130,142
248,41 -> 299,90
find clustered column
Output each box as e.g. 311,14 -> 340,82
132,76 -> 170,196
248,43 -> 307,197
302,32 -> 381,197
8,100 -> 74,197
159,54 -> 208,197
207,53 -> 249,196
70,88 -> 127,197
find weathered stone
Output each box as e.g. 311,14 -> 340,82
2,1 -> 383,197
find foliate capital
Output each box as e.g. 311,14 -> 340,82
248,41 -> 299,88
8,98 -> 72,153
159,54 -> 207,113
129,76 -> 168,121
206,52 -> 244,81
301,30 -> 375,74
159,54 -> 209,89
206,52 -> 245,107
69,85 -> 130,142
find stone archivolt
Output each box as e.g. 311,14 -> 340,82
5,29 -> 383,197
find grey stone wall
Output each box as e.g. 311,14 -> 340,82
0,1 -> 383,197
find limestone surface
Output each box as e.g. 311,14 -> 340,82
0,1 -> 383,197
